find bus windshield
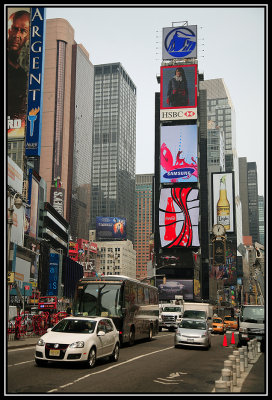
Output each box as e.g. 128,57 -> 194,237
73,283 -> 122,318
240,306 -> 265,323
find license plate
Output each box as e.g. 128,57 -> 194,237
49,349 -> 60,356
187,338 -> 194,343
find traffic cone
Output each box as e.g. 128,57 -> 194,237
231,331 -> 235,345
223,334 -> 228,347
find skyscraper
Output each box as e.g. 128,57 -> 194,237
258,195 -> 264,245
90,63 -> 137,242
68,44 -> 94,240
247,162 -> 260,244
135,174 -> 153,280
199,78 -> 243,247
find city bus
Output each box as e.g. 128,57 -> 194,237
73,275 -> 159,346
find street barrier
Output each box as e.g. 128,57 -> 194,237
213,335 -> 262,392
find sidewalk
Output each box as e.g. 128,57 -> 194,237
7,336 -> 267,394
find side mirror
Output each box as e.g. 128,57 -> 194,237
97,330 -> 105,337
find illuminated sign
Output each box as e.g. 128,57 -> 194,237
96,217 -> 127,241
159,187 -> 200,248
25,7 -> 46,156
47,253 -> 59,296
160,124 -> 198,183
160,64 -> 197,121
162,25 -> 197,60
157,279 -> 193,301
212,172 -> 235,233
7,8 -> 31,139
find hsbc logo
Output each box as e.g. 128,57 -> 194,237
184,111 -> 195,117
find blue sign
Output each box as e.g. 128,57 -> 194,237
25,7 -> 46,156
47,253 -> 59,296
162,25 -> 197,60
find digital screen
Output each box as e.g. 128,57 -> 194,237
159,187 -> 200,248
157,279 -> 193,301
96,217 -> 127,240
160,124 -> 198,183
212,172 -> 234,233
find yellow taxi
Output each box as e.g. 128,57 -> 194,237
223,315 -> 238,330
212,317 -> 226,334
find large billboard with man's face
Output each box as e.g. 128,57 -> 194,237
7,8 -> 31,139
160,64 -> 197,121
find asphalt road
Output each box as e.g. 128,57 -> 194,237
6,331 -> 248,394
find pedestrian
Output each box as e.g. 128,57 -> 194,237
66,306 -> 72,316
166,67 -> 189,107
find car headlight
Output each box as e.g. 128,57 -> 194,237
37,338 -> 45,346
69,341 -> 84,348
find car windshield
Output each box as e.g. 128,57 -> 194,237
213,318 -> 222,323
163,307 -> 182,312
52,319 -> 97,334
183,310 -> 206,319
179,320 -> 206,330
240,306 -> 265,323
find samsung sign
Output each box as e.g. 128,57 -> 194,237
162,25 -> 197,60
25,7 -> 46,156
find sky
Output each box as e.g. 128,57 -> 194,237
45,5 -> 266,196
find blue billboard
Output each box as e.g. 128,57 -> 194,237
46,253 -> 59,296
96,217 -> 127,241
25,7 -> 46,156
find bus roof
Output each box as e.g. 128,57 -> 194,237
78,275 -> 157,289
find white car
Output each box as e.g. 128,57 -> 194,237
35,316 -> 120,368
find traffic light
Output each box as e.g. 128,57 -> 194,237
7,271 -> 14,283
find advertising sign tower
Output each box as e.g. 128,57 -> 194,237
154,22 -> 202,301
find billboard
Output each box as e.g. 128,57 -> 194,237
160,124 -> 198,183
25,7 -> 46,156
7,8 -> 31,139
47,253 -> 59,296
159,187 -> 200,248
160,64 -> 197,121
96,217 -> 127,241
162,25 -> 197,60
157,278 -> 193,301
212,172 -> 235,233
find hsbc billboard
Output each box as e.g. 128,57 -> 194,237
160,64 -> 197,121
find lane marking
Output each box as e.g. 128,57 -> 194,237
47,345 -> 174,393
8,360 -> 33,367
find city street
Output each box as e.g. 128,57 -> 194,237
7,330 -> 264,394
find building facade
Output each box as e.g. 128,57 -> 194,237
90,63 -> 137,242
68,44 -> 94,240
247,162 -> 260,244
258,195 -> 264,245
135,174 -> 153,280
97,240 -> 136,278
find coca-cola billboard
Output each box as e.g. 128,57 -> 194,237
159,187 -> 200,248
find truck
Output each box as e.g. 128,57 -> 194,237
182,302 -> 213,325
159,300 -> 184,331
238,304 -> 265,351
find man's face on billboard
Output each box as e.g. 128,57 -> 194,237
8,13 -> 30,54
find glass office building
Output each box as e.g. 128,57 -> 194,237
91,63 -> 137,242
69,44 -> 94,240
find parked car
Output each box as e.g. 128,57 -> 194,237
174,318 -> 211,349
212,317 -> 226,334
35,316 -> 120,367
223,315 -> 238,330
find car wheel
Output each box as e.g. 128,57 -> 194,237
35,358 -> 48,367
110,343 -> 120,362
88,347 -> 96,368
129,327 -> 135,346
